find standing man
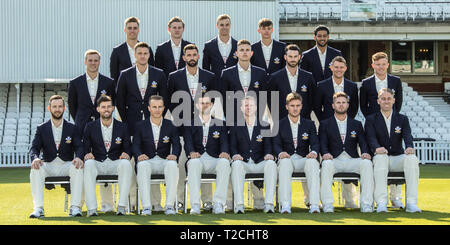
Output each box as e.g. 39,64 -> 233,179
29,95 -> 84,218
360,52 -> 404,208
133,95 -> 181,215
155,16 -> 192,78
110,16 -> 154,88
299,25 -> 343,85
83,95 -> 133,216
314,56 -> 358,122
230,96 -> 277,214
319,92 -> 374,213
274,92 -> 321,214
167,44 -> 216,211
364,88 -> 420,213
251,18 -> 286,75
184,95 -> 231,214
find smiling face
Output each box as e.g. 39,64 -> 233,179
84,53 -> 100,74
97,100 -> 114,120
216,18 -> 231,36
124,22 -> 139,40
314,30 -> 329,48
48,99 -> 65,120
183,48 -> 199,67
330,60 -> 347,79
195,96 -> 213,116
372,58 -> 389,78
377,90 -> 395,112
284,49 -> 301,68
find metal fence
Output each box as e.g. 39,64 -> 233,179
1,141 -> 449,167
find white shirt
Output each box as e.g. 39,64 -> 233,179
238,63 -> 251,94
286,66 -> 298,92
335,115 -> 347,143
100,120 -> 114,151
186,67 -> 199,97
200,115 -> 212,147
261,40 -> 273,68
127,43 -> 137,66
246,117 -> 256,140
151,119 -> 162,149
136,66 -> 149,99
288,116 -> 300,149
51,119 -> 64,150
332,77 -> 345,93
382,111 -> 393,136
86,73 -> 99,104
217,36 -> 232,63
375,74 -> 388,93
171,39 -> 182,69
316,46 -> 327,71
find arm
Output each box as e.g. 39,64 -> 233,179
67,80 -> 77,120
364,117 -> 381,153
182,126 -> 195,156
359,83 -> 369,117
167,73 -> 176,114
82,125 -> 92,157
171,126 -> 181,158
132,125 -> 143,160
202,44 -> 211,72
72,127 -> 85,160
29,126 -> 43,161
357,122 -> 370,155
110,48 -> 120,84
395,79 -> 403,113
220,125 -> 230,154
122,125 -> 132,157
318,122 -> 329,156
403,116 -> 414,149
313,84 -> 323,121
115,72 -> 127,122
229,127 -> 238,157
154,45 -> 164,70
349,85 -> 359,119
148,47 -> 155,67
158,73 -> 169,117
309,122 -> 320,154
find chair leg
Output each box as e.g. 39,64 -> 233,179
136,184 -> 140,215
338,181 -> 342,205
64,191 -> 69,212
184,181 -> 188,214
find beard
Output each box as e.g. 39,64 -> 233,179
101,113 -> 112,120
316,40 -> 328,47
335,109 -> 347,115
187,59 -> 198,67
51,112 -> 63,120
287,61 -> 298,68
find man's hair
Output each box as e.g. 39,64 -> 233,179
48,95 -> 65,106
286,92 -> 302,104
97,94 -> 113,106
378,88 -> 394,98
285,44 -> 301,54
258,18 -> 273,28
84,49 -> 101,60
333,91 -> 349,103
168,16 -> 185,28
314,25 -> 330,36
124,16 -> 140,27
134,41 -> 150,51
331,56 -> 347,66
237,39 -> 251,47
372,52 -> 388,63
183,44 -> 199,55
149,95 -> 164,104
216,14 -> 231,24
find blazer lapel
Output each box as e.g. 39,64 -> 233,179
81,74 -> 94,105
331,117 -> 345,147
122,42 -> 133,68
212,38 -> 225,66
110,120 -> 120,153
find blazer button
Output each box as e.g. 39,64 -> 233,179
56,153 -> 59,157
141,110 -> 143,113
343,147 -> 345,150
249,150 -> 252,153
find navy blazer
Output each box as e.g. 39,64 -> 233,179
250,40 -> 286,75
230,122 -> 272,163
272,116 -> 320,158
364,111 -> 414,156
267,68 -> 316,120
219,65 -> 268,122
314,77 -> 359,121
167,67 -> 216,122
68,73 -> 115,135
132,118 -> 181,161
183,117 -> 229,158
29,120 -> 84,162
115,65 -> 168,136
82,119 -> 131,162
318,116 -> 370,159
202,37 -> 238,79
360,74 -> 403,117
110,42 -> 155,87
299,46 -> 342,84
155,39 -> 192,78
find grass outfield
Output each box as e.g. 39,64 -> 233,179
1,165 -> 449,225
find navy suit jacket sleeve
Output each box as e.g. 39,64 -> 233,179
82,123 -> 93,156
132,122 -> 144,160
72,126 -> 85,159
395,78 -> 403,113
202,44 -> 212,72
229,127 -> 238,157
171,125 -> 182,158
220,125 -> 229,154
359,81 -> 370,117
115,71 -> 128,122
110,47 -> 120,83
364,116 -> 381,153
29,126 -> 43,160
183,126 -> 195,155
67,79 -> 77,120
318,121 -> 329,156
122,124 -> 132,157
313,83 -> 325,120
272,131 -> 283,157
349,84 -> 359,119
309,121 -> 320,154
403,116 -> 414,149
356,121 -> 370,154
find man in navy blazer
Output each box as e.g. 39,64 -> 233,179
314,56 -> 358,121
250,18 -> 286,75
155,17 -> 192,78
273,92 -> 321,214
230,96 -> 277,214
360,52 -> 403,117
299,25 -> 343,85
202,14 -> 238,80
268,44 -> 316,120
29,95 -> 84,218
115,42 -> 168,137
183,95 -> 231,214
134,95 -> 181,215
110,16 -> 154,88
318,92 -> 374,213
83,95 -> 133,216
364,88 -> 421,213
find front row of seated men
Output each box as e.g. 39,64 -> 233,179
29,88 -> 421,218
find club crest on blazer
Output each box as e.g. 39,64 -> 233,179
162,136 -> 170,143
256,135 -> 263,142
65,136 -> 72,144
301,85 -> 307,92
115,137 -> 122,144
394,126 -> 402,134
273,57 -> 280,64
254,81 -> 260,89
350,130 -> 357,138
151,81 -> 158,88
392,89 -> 396,95
201,85 -> 207,93
233,54 -> 238,60
100,89 -> 107,95
302,132 -> 309,140
212,131 -> 220,139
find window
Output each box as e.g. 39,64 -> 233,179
391,41 -> 436,75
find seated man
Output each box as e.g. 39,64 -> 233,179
29,95 -> 84,218
134,95 -> 181,215
184,95 -> 231,215
365,88 -> 421,213
319,92 -> 374,213
230,96 -> 276,214
83,95 -> 133,216
273,92 -> 321,214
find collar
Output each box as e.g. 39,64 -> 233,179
316,45 -> 327,55
100,119 -> 114,130
217,36 -> 231,45
285,66 -> 298,77
261,40 -> 273,49
332,77 -> 344,87
51,119 -> 64,129
170,39 -> 182,48
86,73 -> 99,81
150,118 -> 163,128
245,117 -> 257,128
136,65 -> 149,76
381,110 -> 393,120
237,62 -> 251,72
186,67 -> 199,78
199,114 -> 212,126
375,74 -> 387,83
334,114 -> 347,124
288,115 -> 300,126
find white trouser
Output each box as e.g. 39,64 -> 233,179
84,158 -> 133,211
30,158 -> 83,210
320,154 -> 374,206
389,184 -> 403,202
137,156 -> 179,209
232,159 -> 277,206
187,153 -> 231,206
278,154 -> 320,207
373,154 -> 419,205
